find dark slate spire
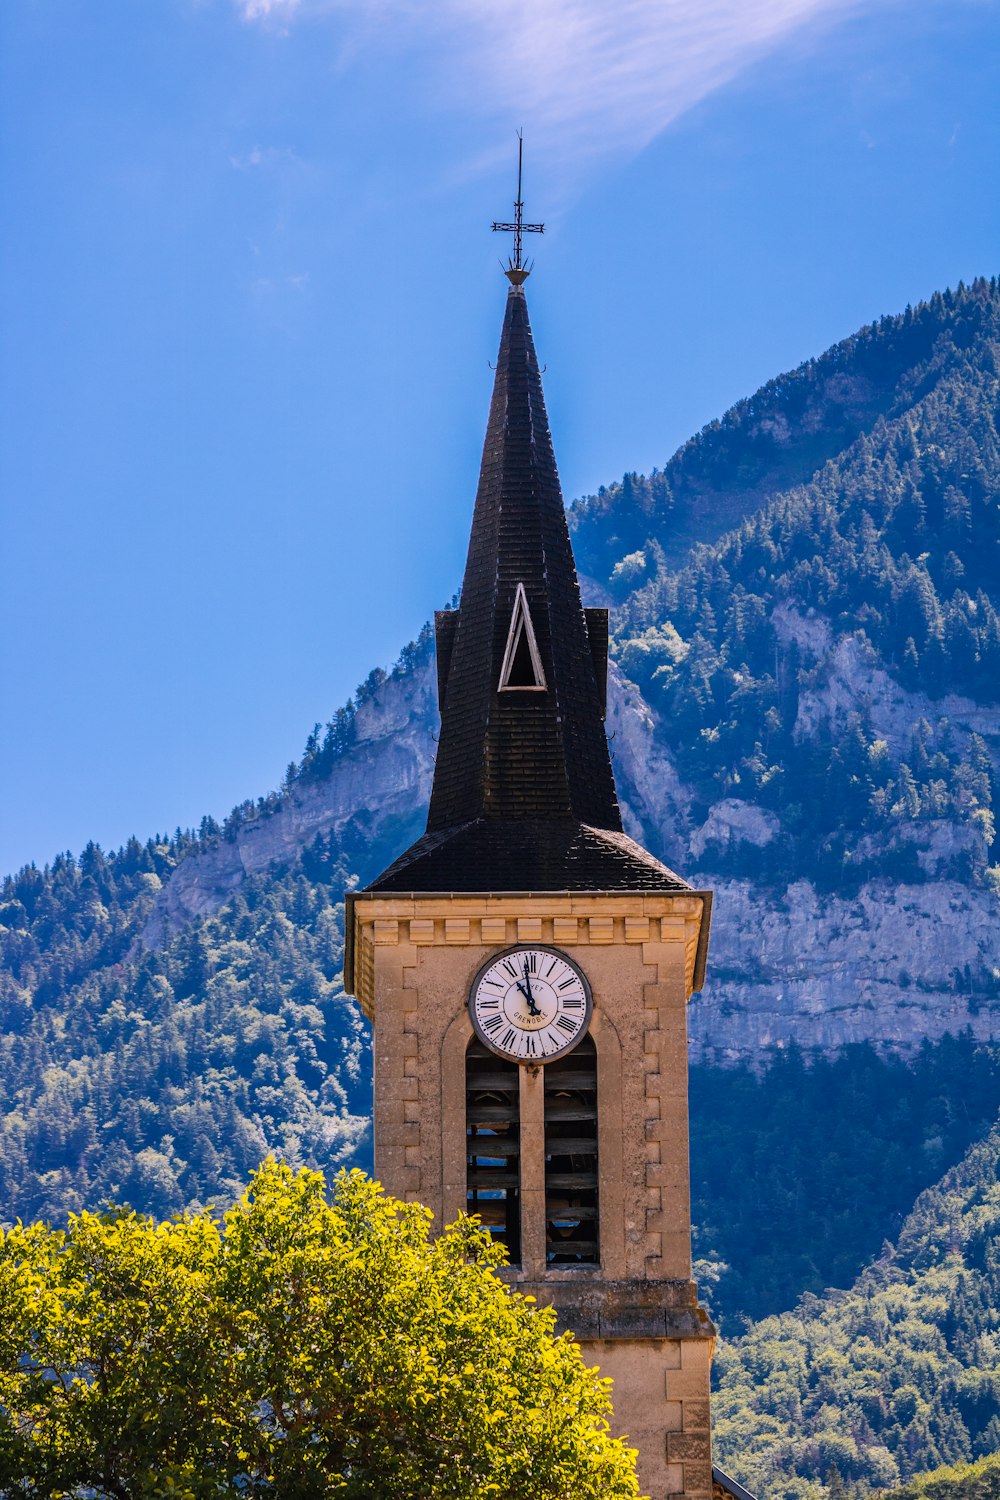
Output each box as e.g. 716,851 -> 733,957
366,282 -> 689,895
428,282 -> 621,832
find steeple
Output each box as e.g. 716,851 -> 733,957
429,281 -> 619,830
366,280 -> 689,897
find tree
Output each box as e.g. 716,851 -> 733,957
0,1160 -> 642,1499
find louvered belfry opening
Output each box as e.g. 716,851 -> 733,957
544,1035 -> 599,1265
466,1039 -> 521,1264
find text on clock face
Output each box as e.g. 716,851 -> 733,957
471,948 -> 589,1060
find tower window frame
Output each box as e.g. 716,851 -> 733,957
543,1034 -> 599,1266
466,1038 -> 522,1265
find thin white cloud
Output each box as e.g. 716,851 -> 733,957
228,145 -> 304,170
445,0 -> 859,155
235,0 -> 865,163
239,0 -> 299,19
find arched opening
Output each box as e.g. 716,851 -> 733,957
544,1034 -> 599,1265
466,1039 -> 521,1264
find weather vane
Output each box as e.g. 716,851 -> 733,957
492,130 -> 544,284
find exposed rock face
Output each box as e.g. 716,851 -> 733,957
143,659 -> 697,945
774,604 -> 997,749
143,612 -> 1000,1060
605,628 -> 1000,1060
142,659 -> 439,947
690,801 -> 779,861
605,663 -> 693,864
689,876 -> 1000,1063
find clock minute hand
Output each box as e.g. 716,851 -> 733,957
521,960 -> 542,1016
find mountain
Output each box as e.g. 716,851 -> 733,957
568,282 -> 1000,582
689,1037 -> 1000,1322
712,1121 -> 1000,1500
1,278 -> 999,1326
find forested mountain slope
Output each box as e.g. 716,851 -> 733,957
690,1037 -> 1000,1322
713,1122 -> 1000,1500
569,280 -> 1000,578
883,1452 -> 1000,1500
2,279 -> 999,1326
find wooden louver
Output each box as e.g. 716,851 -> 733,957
544,1035 -> 599,1264
466,1040 -> 521,1264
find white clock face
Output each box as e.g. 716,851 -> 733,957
469,946 -> 592,1063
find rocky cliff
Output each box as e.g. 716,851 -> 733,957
141,658 -> 439,948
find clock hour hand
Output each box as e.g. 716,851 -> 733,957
516,975 -> 542,1017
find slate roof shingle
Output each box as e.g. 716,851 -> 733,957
366,818 -> 691,894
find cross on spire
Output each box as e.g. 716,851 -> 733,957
492,130 -> 544,284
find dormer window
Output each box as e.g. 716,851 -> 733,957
499,582 -> 546,691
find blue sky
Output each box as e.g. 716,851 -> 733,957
2,0 -> 998,873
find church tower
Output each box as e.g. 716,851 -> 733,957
343,179 -> 716,1500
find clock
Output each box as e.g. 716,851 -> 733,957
469,945 -> 592,1063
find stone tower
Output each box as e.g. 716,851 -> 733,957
343,278 -> 716,1500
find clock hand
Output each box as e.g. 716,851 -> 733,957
521,960 -> 542,1016
516,976 -> 542,1018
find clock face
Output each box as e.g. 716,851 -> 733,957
469,945 -> 592,1063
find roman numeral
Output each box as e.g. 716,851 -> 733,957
556,1016 -> 576,1034
482,1016 -> 503,1034
545,959 -> 557,977
558,977 -> 577,990
526,952 -> 537,972
561,995 -> 583,1009
477,997 -> 501,1011
523,1034 -> 537,1056
500,1028 -> 517,1051
502,960 -> 518,978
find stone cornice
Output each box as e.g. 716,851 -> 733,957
345,889 -> 711,1018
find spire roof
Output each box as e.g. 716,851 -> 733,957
429,283 -> 620,830
365,282 -> 690,896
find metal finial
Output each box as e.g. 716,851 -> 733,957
492,130 -> 544,284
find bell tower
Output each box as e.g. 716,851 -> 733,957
344,181 -> 716,1500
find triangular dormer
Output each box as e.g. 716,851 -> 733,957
498,583 -> 546,691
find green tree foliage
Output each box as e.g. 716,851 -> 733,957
880,1451 -> 1000,1500
712,1125 -> 1000,1500
0,1160 -> 641,1499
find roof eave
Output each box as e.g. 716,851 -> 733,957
692,888 -> 713,991
343,890 -> 357,997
